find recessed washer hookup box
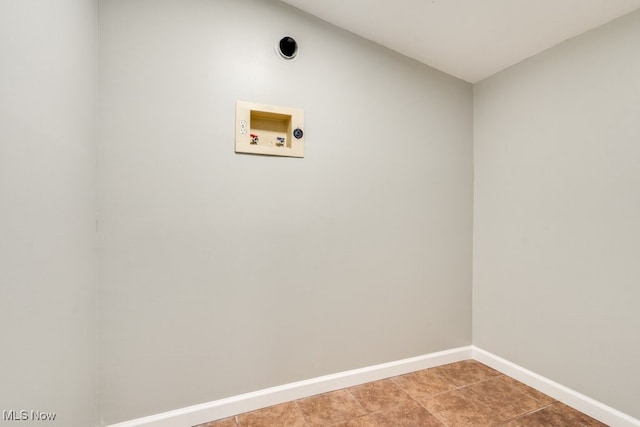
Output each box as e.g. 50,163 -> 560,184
235,101 -> 304,158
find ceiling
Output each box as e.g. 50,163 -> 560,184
279,0 -> 640,83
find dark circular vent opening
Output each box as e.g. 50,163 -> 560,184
278,36 -> 298,60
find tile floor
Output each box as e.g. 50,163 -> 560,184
194,360 -> 606,427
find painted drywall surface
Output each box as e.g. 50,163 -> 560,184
473,9 -> 640,418
97,0 -> 472,423
0,0 -> 97,426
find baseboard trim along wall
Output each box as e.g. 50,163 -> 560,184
472,346 -> 640,427
108,345 -> 639,427
106,346 -> 472,427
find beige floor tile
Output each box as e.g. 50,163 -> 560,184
429,360 -> 501,387
421,389 -> 502,426
392,369 -> 458,400
237,402 -> 306,427
194,416 -> 237,427
347,379 -> 411,413
372,400 -> 444,426
500,376 -> 556,406
297,389 -> 366,426
333,414 -> 378,427
453,376 -> 543,422
505,402 -> 607,426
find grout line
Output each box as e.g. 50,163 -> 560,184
292,400 -> 310,427
502,402 -> 556,424
428,378 -> 491,396
407,393 -> 450,427
344,388 -> 369,416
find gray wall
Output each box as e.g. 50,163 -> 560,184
3,0 -> 638,424
0,0 -> 97,426
473,9 -> 640,419
97,0 -> 473,423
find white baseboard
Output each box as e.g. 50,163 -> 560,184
472,346 -> 640,427
108,345 -> 639,427
107,346 -> 472,427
